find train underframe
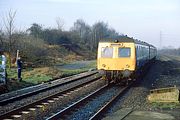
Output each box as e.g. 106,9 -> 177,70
102,59 -> 155,85
102,70 -> 135,85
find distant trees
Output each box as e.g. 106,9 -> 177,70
91,22 -> 110,49
26,19 -> 121,52
27,23 -> 43,38
159,47 -> 180,56
71,19 -> 92,49
0,10 -> 124,66
56,17 -> 64,31
70,19 -> 120,51
0,28 -> 4,46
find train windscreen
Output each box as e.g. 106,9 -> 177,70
118,48 -> 131,57
101,47 -> 113,58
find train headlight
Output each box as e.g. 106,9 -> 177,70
126,64 -> 130,68
122,69 -> 131,78
102,64 -> 106,68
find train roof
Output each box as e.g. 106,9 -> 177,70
100,36 -> 134,43
99,36 -> 156,48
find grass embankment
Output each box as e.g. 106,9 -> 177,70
151,102 -> 180,109
6,60 -> 96,92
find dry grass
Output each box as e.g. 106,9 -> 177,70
23,67 -> 54,77
6,60 -> 96,92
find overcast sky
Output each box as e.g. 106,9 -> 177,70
0,0 -> 180,48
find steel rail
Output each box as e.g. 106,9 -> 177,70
46,84 -> 109,120
46,81 -> 134,120
0,71 -> 98,105
0,74 -> 101,119
89,82 -> 133,120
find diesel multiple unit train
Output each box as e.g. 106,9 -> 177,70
97,37 -> 157,84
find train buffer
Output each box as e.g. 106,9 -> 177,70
147,86 -> 179,103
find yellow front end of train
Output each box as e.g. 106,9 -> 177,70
97,41 -> 136,83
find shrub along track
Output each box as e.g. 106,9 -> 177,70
0,71 -> 105,119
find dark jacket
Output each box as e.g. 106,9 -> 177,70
17,59 -> 22,69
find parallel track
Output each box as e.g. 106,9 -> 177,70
90,82 -> 133,120
0,71 -> 98,105
0,72 -> 101,120
46,82 -> 133,120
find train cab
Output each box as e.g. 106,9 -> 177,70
97,37 -> 157,84
97,38 -> 136,83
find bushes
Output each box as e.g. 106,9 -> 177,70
1,19 -> 123,67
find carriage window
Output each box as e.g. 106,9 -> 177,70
118,48 -> 131,57
101,47 -> 113,58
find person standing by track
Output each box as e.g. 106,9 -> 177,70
17,57 -> 23,81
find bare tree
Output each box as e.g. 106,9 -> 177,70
56,17 -> 64,31
71,19 -> 92,46
92,21 -> 109,49
2,10 -> 17,67
0,27 -> 3,47
3,10 -> 17,53
0,18 -> 4,47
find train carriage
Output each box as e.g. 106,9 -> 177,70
97,37 -> 157,84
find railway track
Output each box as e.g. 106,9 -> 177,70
0,71 -> 98,105
46,82 -> 133,120
0,71 -> 103,120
